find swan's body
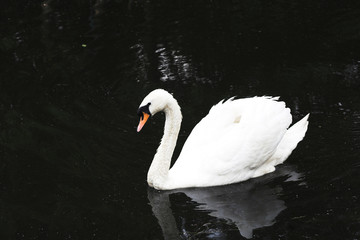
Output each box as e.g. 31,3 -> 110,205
137,89 -> 309,190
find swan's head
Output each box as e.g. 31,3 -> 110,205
137,89 -> 174,132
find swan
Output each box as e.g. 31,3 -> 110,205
137,89 -> 309,190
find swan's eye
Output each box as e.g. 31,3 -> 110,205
137,103 -> 152,120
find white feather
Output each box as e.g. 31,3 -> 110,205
138,89 -> 309,190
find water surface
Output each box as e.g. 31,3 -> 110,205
1,0 -> 360,239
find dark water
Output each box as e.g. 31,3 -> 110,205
1,0 -> 360,239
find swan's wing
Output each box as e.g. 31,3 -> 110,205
169,97 -> 292,187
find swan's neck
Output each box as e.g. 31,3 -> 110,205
147,99 -> 182,189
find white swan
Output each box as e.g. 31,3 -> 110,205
137,89 -> 309,190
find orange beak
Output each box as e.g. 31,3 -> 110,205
137,112 -> 150,132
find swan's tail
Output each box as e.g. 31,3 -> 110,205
270,114 -> 310,165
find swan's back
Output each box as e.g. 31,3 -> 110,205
168,96 -> 307,189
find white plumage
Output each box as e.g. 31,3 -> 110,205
137,89 -> 309,190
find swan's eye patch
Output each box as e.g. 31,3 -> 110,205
137,103 -> 151,120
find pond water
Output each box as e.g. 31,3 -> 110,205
1,0 -> 360,239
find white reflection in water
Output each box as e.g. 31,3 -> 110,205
148,166 -> 304,239
156,45 -> 198,83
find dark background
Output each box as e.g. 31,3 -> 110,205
1,0 -> 360,239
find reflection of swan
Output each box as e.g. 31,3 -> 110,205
148,166 -> 303,239
182,185 -> 285,239
137,89 -> 309,190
